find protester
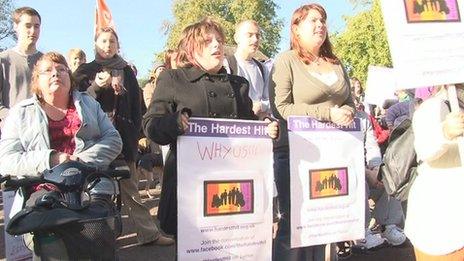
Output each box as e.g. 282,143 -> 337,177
368,109 -> 390,155
136,136 -> 163,198
225,20 -> 271,119
143,17 -> 278,236
140,62 -> 166,196
67,48 -> 87,73
0,52 -> 123,259
406,85 -> 464,260
0,7 -> 43,124
384,98 -> 422,131
414,86 -> 436,100
395,89 -> 413,102
143,62 -> 165,108
269,3 -> 355,260
375,100 -> 398,154
353,110 -> 406,251
0,51 -> 121,178
351,77 -> 365,111
73,27 -> 174,246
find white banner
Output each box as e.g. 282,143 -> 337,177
177,118 -> 273,261
288,117 -> 365,248
381,0 -> 464,88
2,191 -> 32,261
365,66 -> 398,106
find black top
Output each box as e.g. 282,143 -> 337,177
73,61 -> 142,162
143,66 -> 256,235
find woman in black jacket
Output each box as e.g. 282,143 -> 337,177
143,18 -> 277,236
73,27 -> 174,246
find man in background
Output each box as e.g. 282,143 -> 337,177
225,20 -> 270,119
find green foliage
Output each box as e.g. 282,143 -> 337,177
163,0 -> 283,58
333,0 -> 391,85
0,0 -> 15,50
138,77 -> 150,89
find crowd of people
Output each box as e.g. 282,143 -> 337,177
0,3 -> 462,261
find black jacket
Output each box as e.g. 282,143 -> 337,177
143,66 -> 255,235
73,61 -> 142,162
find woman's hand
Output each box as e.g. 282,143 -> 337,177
330,106 -> 354,126
138,138 -> 149,150
272,222 -> 279,239
95,71 -> 111,87
252,101 -> 263,115
111,73 -> 125,95
443,111 -> 464,140
265,119 -> 279,139
50,152 -> 79,167
180,112 -> 190,131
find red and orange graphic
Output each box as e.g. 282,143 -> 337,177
309,167 -> 349,199
404,0 -> 461,23
204,180 -> 254,216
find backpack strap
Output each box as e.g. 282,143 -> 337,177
251,58 -> 266,83
227,55 -> 266,83
225,55 -> 238,75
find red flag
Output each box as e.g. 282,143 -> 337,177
95,0 -> 116,35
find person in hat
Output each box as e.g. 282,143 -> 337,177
143,62 -> 165,108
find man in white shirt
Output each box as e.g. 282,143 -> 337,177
225,20 -> 270,119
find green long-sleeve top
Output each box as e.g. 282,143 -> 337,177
269,50 -> 355,149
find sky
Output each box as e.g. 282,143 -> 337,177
10,0 -> 360,78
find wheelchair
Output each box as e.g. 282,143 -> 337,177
1,161 -> 130,261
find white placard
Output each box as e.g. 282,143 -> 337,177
177,118 -> 273,261
288,117 -> 365,248
381,0 -> 464,88
3,191 -> 32,261
364,66 -> 398,106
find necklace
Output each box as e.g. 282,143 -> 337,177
313,56 -> 322,66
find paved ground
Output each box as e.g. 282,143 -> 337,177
0,183 -> 416,261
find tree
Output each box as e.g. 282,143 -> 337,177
0,0 -> 15,51
138,77 -> 150,89
163,0 -> 283,58
332,0 -> 391,85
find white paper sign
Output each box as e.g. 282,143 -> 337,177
381,0 -> 464,88
3,191 -> 32,261
288,117 -> 365,248
177,118 -> 273,261
365,66 -> 398,106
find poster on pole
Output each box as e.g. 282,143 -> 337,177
364,66 -> 398,106
381,0 -> 464,88
177,118 -> 274,261
288,116 -> 365,248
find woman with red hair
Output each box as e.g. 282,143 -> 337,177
143,17 -> 278,236
270,3 -> 355,260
